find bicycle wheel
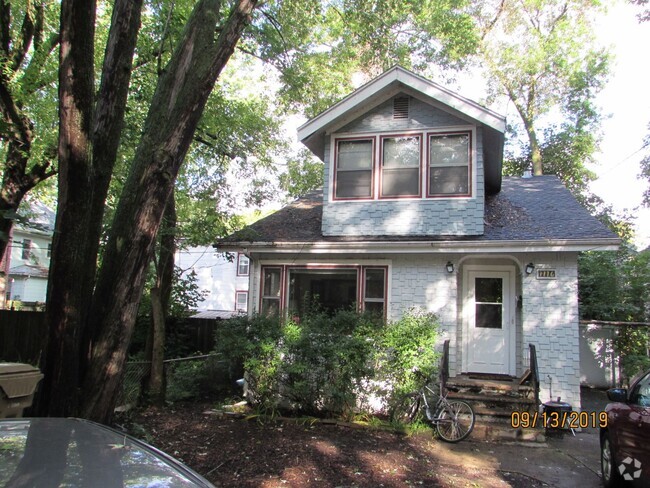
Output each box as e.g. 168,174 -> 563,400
390,393 -> 420,424
435,400 -> 475,442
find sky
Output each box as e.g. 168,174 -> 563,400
590,2 -> 649,249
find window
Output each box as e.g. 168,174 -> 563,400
333,129 -> 473,201
261,267 -> 282,316
260,265 -> 387,318
21,239 -> 32,260
334,139 -> 374,199
288,268 -> 358,316
237,254 -> 250,276
428,133 -> 470,196
235,291 -> 248,312
363,268 -> 386,316
474,277 -> 503,329
380,136 -> 421,197
47,244 -> 52,258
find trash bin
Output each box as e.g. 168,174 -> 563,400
0,363 -> 44,418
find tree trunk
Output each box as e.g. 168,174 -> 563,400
525,123 -> 543,176
146,287 -> 166,405
159,192 -> 177,314
80,0 -> 257,423
39,0 -> 142,417
144,191 -> 176,404
39,0 -> 97,417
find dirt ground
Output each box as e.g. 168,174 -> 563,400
124,402 -> 550,488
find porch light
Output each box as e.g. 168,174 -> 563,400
525,263 -> 535,275
445,261 -> 454,274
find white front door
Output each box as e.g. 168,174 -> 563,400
463,266 -> 516,375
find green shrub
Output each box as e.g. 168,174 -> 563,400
165,355 -> 226,402
621,355 -> 650,384
214,307 -> 441,419
376,308 -> 440,406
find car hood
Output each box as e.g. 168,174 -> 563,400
0,417 -> 214,487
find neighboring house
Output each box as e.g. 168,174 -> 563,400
1,201 -> 55,309
218,66 -> 619,412
176,247 -> 250,316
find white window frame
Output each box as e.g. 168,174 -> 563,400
235,291 -> 248,312
237,254 -> 250,276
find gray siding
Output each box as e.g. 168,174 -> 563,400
338,96 -> 468,133
322,98 -> 485,236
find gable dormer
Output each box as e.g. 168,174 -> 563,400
298,67 -> 505,237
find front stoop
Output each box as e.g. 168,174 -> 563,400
446,374 -> 545,443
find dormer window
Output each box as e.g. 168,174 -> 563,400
332,129 -> 473,201
428,132 -> 471,196
380,135 -> 421,198
334,138 -> 374,199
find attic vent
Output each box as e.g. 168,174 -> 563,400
393,96 -> 410,119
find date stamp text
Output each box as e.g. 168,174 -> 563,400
510,411 -> 608,429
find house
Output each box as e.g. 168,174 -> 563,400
218,66 -> 619,413
175,247 -> 250,317
1,201 -> 55,309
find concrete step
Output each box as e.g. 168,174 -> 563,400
447,392 -> 537,405
447,376 -> 536,394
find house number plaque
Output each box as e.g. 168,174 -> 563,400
536,269 -> 557,280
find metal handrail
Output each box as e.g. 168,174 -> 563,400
440,339 -> 450,390
528,343 -> 540,406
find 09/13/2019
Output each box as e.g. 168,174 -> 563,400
510,410 -> 608,429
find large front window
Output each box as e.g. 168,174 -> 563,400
289,268 -> 358,315
260,266 -> 387,317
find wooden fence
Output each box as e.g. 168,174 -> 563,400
0,311 -> 222,365
0,310 -> 47,366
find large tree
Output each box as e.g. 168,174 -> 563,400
475,0 -> 610,176
39,0 -> 258,422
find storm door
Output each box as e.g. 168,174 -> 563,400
463,267 -> 515,375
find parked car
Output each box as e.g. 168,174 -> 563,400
600,369 -> 650,487
0,417 -> 215,487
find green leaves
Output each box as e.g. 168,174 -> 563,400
214,307 -> 441,418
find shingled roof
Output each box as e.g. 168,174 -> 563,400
219,176 -> 618,247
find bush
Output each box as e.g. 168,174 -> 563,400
165,355 -> 227,402
214,307 -> 440,419
377,308 -> 440,406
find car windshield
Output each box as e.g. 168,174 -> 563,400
0,418 -> 210,487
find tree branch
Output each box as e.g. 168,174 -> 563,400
33,0 -> 44,50
19,31 -> 59,95
11,1 -> 36,72
0,78 -> 31,145
0,0 -> 10,56
480,0 -> 506,40
157,0 -> 176,76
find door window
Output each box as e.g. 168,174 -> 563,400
475,277 -> 503,329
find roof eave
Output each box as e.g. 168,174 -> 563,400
218,237 -> 621,255
297,66 -> 506,151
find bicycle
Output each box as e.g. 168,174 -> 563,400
391,380 -> 475,443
